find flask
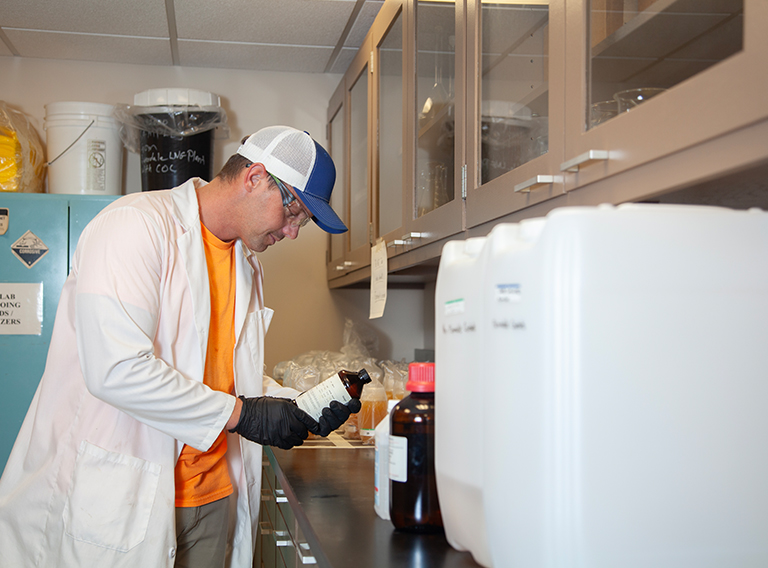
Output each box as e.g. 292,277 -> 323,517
374,399 -> 399,520
359,379 -> 388,445
294,368 -> 371,422
389,362 -> 443,533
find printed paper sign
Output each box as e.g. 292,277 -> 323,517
0,282 -> 43,335
370,239 -> 387,319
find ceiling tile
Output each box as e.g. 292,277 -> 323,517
5,29 -> 173,66
328,47 -> 357,75
178,40 -> 334,73
0,43 -> 13,57
0,0 -> 169,37
176,0 -> 355,47
346,1 -> 385,47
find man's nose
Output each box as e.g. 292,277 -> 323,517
282,223 -> 300,240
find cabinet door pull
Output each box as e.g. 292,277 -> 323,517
335,261 -> 353,271
298,542 -> 317,565
560,150 -> 609,172
273,528 -> 291,547
514,175 -> 558,193
258,521 -> 272,535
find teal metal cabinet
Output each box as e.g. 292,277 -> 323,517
0,193 -> 118,470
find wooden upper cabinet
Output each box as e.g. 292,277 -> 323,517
328,0 -> 768,284
562,0 -> 765,191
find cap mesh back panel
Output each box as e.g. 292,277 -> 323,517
272,132 -> 313,178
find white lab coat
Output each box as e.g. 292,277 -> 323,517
0,179 -> 297,567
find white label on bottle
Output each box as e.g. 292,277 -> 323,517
389,435 -> 408,483
294,375 -> 352,421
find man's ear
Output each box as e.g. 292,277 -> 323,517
244,162 -> 267,192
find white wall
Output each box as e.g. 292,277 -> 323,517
0,56 -> 430,374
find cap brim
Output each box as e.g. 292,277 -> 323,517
300,192 -> 348,234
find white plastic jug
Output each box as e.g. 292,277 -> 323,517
481,204 -> 768,567
435,236 -> 492,567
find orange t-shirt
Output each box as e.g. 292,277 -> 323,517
174,222 -> 237,507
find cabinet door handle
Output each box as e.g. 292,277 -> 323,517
335,261 -> 353,271
273,529 -> 291,547
298,542 -> 317,565
275,488 -> 288,503
560,150 -> 609,172
514,175 -> 558,193
258,521 -> 272,535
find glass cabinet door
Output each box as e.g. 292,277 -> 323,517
414,0 -> 457,219
465,0 -> 566,229
327,92 -> 348,277
563,0 -> 767,190
587,0 -> 743,130
377,6 -> 405,240
479,0 -> 550,185
349,66 -> 370,254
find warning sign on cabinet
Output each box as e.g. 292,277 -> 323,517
0,283 -> 43,335
11,230 -> 49,268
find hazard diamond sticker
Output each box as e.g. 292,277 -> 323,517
11,230 -> 49,268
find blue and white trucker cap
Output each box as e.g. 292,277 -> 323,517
237,125 -> 348,234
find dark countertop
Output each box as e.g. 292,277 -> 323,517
268,445 -> 483,568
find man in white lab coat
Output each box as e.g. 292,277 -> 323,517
0,126 -> 357,568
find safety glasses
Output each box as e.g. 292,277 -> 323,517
269,172 -> 312,228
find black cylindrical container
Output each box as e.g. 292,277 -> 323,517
132,89 -> 223,191
137,111 -> 216,191
389,362 -> 443,533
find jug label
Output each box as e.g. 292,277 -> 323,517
444,298 -> 465,316
389,435 -> 408,482
495,283 -> 521,303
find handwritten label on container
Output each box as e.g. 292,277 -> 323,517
140,143 -> 207,176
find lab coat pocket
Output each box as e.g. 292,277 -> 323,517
63,441 -> 161,552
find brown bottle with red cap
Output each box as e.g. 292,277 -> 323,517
389,362 -> 443,533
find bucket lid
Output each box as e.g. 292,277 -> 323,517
45,101 -> 116,118
134,88 -> 220,107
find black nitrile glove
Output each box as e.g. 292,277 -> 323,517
230,396 -> 320,450
316,399 -> 362,437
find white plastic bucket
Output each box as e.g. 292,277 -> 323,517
44,102 -> 123,195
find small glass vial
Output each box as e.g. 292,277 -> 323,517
389,362 -> 443,533
294,368 -> 371,422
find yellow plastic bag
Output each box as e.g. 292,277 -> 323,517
0,102 -> 45,193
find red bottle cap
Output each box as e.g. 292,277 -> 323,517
406,362 -> 435,392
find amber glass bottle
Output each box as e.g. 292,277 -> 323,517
389,362 -> 443,533
294,368 -> 371,421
